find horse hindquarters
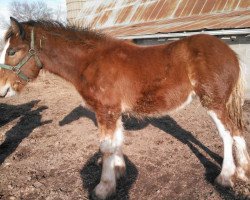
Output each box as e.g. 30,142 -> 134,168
185,34 -> 250,186
202,67 -> 250,187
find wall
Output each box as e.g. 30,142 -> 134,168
66,0 -> 250,30
228,37 -> 250,99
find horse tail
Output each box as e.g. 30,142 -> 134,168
226,61 -> 246,130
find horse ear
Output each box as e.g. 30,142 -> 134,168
10,17 -> 25,39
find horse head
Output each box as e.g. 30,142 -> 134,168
0,17 -> 42,97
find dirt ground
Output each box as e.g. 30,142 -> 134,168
0,72 -> 250,200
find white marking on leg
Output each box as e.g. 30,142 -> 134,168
114,148 -> 126,179
208,111 -> 236,178
95,154 -> 116,199
113,117 -> 124,147
95,118 -> 125,199
99,117 -> 125,170
233,136 -> 250,181
0,39 -> 10,64
234,136 -> 250,165
100,117 -> 124,153
114,154 -> 124,167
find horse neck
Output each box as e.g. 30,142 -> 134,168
38,30 -> 106,86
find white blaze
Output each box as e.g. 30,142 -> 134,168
0,39 -> 17,98
0,39 -> 10,64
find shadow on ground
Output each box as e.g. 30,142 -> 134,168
59,105 -> 97,127
61,105 -> 247,199
0,100 -> 52,165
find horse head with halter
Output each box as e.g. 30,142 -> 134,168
0,17 -> 43,97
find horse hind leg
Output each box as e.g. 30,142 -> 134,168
208,106 -> 250,187
234,134 -> 250,182
93,113 -> 126,200
228,64 -> 250,182
208,109 -> 237,187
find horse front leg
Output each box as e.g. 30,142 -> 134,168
93,111 -> 125,200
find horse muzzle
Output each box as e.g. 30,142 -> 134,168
0,83 -> 16,98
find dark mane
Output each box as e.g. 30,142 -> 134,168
5,19 -> 110,43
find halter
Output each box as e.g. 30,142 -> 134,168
0,29 -> 43,82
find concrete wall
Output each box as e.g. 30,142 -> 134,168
228,36 -> 250,99
134,35 -> 250,100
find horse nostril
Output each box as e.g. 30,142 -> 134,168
4,87 -> 10,97
6,87 -> 9,95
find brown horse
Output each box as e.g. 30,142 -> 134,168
0,17 -> 249,199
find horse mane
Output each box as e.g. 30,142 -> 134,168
5,19 -> 111,44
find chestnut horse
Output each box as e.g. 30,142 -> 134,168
0,17 -> 249,199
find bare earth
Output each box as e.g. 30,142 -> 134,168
0,72 -> 250,200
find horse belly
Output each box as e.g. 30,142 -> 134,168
129,85 -> 194,117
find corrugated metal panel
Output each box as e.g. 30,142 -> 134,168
66,0 -> 250,37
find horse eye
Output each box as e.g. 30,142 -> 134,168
8,49 -> 16,56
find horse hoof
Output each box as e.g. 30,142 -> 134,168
236,167 -> 250,183
92,182 -> 116,200
115,165 -> 126,179
91,191 -> 102,200
215,174 -> 234,188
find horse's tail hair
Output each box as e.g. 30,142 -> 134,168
226,61 -> 246,130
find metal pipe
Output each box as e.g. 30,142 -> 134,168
117,28 -> 250,40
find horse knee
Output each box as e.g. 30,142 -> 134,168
100,138 -> 117,154
99,117 -> 124,153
